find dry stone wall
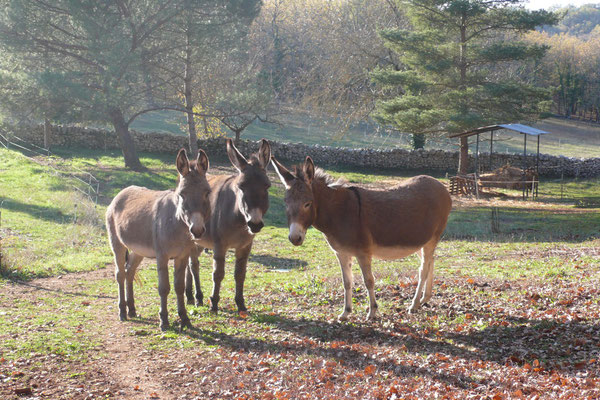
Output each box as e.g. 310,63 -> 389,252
3,123 -> 599,177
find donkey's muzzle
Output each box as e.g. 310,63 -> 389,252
288,234 -> 304,246
248,221 -> 264,233
190,224 -> 206,239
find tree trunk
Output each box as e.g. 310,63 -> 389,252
458,136 -> 469,175
458,12 -> 469,174
184,21 -> 198,159
43,118 -> 51,150
109,108 -> 144,171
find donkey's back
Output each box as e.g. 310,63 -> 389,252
106,186 -> 164,258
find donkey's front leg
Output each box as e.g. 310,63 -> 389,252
185,246 -> 203,306
335,251 -> 354,321
209,245 -> 226,313
356,254 -> 378,321
234,244 -> 252,313
174,256 -> 192,331
156,255 -> 171,330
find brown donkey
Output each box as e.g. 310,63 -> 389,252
106,149 -> 211,330
272,156 -> 452,320
185,139 -> 271,313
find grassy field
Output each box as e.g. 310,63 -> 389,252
1,146 -> 599,399
131,111 -> 600,158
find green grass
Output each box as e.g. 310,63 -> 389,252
1,146 -> 598,283
1,146 -> 599,398
0,290 -> 100,361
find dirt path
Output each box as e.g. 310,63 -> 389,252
1,266 -> 176,400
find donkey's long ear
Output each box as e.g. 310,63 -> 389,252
271,156 -> 295,189
176,148 -> 190,176
196,149 -> 209,174
226,138 -> 249,172
257,139 -> 271,169
303,156 -> 315,184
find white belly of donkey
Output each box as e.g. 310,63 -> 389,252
372,245 -> 421,260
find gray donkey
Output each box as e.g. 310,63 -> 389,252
186,139 -> 271,313
106,149 -> 211,330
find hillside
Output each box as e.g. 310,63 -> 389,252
131,112 -> 600,158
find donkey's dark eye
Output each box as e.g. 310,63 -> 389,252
304,202 -> 312,209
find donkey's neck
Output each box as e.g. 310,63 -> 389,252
311,179 -> 358,235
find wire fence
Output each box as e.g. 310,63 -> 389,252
0,130 -> 100,206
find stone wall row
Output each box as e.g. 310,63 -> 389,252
2,123 -> 599,178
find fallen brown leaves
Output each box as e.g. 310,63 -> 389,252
1,257 -> 599,400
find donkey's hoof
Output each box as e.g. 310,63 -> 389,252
128,310 -> 137,318
365,312 -> 378,322
179,319 -> 193,333
160,323 -> 169,332
338,313 -> 350,322
119,313 -> 128,321
408,305 -> 420,314
186,298 -> 195,305
196,298 -> 204,307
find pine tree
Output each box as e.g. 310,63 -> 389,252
372,0 -> 559,172
0,1 -> 184,170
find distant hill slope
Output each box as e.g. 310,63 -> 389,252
131,112 -> 600,158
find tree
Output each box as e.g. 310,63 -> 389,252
146,0 -> 261,157
0,49 -> 69,148
249,0 -> 407,129
526,30 -> 600,121
372,0 -> 559,171
0,1 -> 185,170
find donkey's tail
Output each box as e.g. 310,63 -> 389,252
124,250 -> 144,287
133,268 -> 143,287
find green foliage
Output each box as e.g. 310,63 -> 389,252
543,4 -> 600,37
372,0 -> 560,148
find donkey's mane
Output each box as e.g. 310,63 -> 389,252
295,166 -> 348,188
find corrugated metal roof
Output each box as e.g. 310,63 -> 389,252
449,123 -> 551,138
497,124 -> 550,136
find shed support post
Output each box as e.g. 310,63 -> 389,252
523,134 -> 527,200
475,133 -> 480,199
489,131 -> 494,170
536,135 -> 540,199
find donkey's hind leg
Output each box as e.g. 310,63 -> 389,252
125,252 -> 144,318
409,248 -> 427,313
420,241 -> 438,305
107,224 -> 128,321
186,246 -> 203,306
409,243 -> 436,313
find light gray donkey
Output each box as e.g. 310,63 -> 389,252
185,139 -> 271,314
106,148 -> 211,330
